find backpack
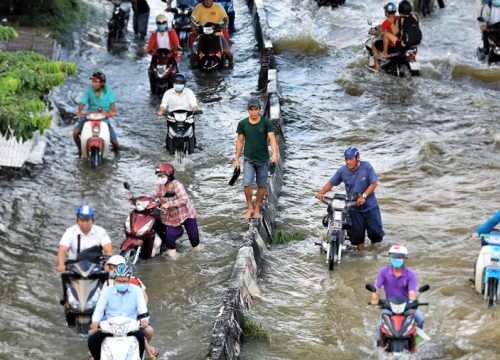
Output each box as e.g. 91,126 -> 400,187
398,15 -> 422,47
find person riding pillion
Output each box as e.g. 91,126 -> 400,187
316,147 -> 384,251
75,69 -> 119,155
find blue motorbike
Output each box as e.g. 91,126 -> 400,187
472,231 -> 500,307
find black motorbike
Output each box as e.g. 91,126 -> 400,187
60,259 -> 108,334
107,0 -> 131,46
168,4 -> 194,52
315,0 -> 345,8
165,109 -> 203,163
477,21 -> 500,65
194,22 -> 227,71
365,21 -> 420,77
148,48 -> 180,97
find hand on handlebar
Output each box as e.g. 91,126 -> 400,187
472,233 -> 479,239
316,192 -> 325,201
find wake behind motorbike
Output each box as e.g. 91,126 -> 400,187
80,111 -> 111,169
314,193 -> 357,271
168,4 -> 194,51
194,22 -> 227,71
471,231 -> 500,307
120,182 -> 180,265
98,316 -> 143,359
365,284 -> 431,354
165,109 -> 203,163
365,21 -> 420,78
148,47 -> 180,98
107,0 -> 131,47
60,259 -> 108,334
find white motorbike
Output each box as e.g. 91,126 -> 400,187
472,232 -> 500,307
99,316 -> 143,359
80,111 -> 111,169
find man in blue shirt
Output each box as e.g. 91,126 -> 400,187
74,69 -> 119,155
316,147 -> 384,251
88,264 -> 149,360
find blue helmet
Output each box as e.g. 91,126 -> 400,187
76,206 -> 94,220
344,147 -> 359,159
384,2 -> 397,13
112,263 -> 133,278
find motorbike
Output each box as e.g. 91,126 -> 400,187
194,22 -> 227,71
365,21 -> 421,78
315,0 -> 345,8
120,182 -> 181,265
165,109 -> 203,163
107,0 -> 131,47
476,22 -> 500,65
148,47 -> 180,98
471,231 -> 500,307
365,283 -> 430,353
168,4 -> 194,51
60,259 -> 108,334
314,193 -> 357,271
80,111 -> 111,169
98,316 -> 143,359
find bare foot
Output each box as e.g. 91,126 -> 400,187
252,209 -> 261,219
74,149 -> 82,156
192,244 -> 201,251
243,209 -> 254,219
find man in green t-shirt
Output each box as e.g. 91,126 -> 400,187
234,99 -> 278,219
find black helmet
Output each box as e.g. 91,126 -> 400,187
172,73 -> 186,84
398,0 -> 412,15
384,1 -> 397,14
91,69 -> 106,82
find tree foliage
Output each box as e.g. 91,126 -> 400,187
0,26 -> 77,142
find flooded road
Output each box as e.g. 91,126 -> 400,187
1,0 -> 500,358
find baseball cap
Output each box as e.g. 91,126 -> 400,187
247,99 -> 261,109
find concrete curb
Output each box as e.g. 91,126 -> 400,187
206,0 -> 284,358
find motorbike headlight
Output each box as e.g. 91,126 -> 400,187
110,323 -> 129,336
179,8 -> 189,14
92,125 -> 100,133
66,288 -> 80,310
135,200 -> 148,211
125,214 -> 131,233
389,302 -> 406,315
203,26 -> 214,35
85,287 -> 101,311
136,220 -> 153,237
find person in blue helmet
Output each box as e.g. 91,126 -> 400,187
368,2 -> 399,72
478,0 -> 500,59
316,147 -> 385,251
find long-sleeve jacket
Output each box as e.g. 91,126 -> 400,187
474,209 -> 500,234
145,30 -> 181,62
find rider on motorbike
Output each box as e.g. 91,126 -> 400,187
472,208 -> 500,239
370,244 -> 424,346
478,0 -> 500,59
75,70 -> 119,155
369,2 -> 399,72
145,14 -> 182,61
379,0 -> 418,59
190,0 -> 234,68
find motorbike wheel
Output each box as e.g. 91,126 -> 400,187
387,339 -> 409,353
121,247 -> 139,265
328,241 -> 336,271
398,64 -> 411,78
90,147 -> 98,169
188,136 -> 195,154
77,322 -> 89,335
488,277 -> 497,306
168,137 -> 175,155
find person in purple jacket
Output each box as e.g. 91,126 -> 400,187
370,244 -> 424,346
316,147 -> 384,251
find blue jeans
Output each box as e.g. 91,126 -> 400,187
74,119 -> 117,142
376,308 -> 424,342
242,157 -> 268,188
133,10 -> 149,37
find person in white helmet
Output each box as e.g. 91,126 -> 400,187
370,244 -> 425,346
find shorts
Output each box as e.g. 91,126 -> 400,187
242,157 -> 268,188
192,35 -> 229,53
74,119 -> 117,142
374,40 -> 397,53
349,205 -> 384,245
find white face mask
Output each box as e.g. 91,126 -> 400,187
158,177 -> 168,185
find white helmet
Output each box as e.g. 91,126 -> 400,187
156,14 -> 168,24
107,255 -> 126,266
388,244 -> 408,258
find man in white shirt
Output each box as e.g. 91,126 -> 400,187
57,206 -> 113,273
157,73 -> 198,115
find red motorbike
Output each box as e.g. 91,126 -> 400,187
365,283 -> 430,353
80,111 -> 111,169
120,182 -> 177,265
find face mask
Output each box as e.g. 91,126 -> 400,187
391,259 -> 404,269
493,1 -> 500,6
158,177 -> 169,185
109,271 -> 116,279
157,25 -> 168,32
115,283 -> 129,292
173,84 -> 185,92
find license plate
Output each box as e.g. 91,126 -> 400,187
409,62 -> 420,71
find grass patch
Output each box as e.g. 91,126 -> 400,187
243,319 -> 272,342
273,230 -> 307,244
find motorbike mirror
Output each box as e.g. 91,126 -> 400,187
194,110 -> 203,115
478,17 -> 485,22
365,284 -> 376,292
367,20 -> 372,26
124,182 -> 131,190
163,191 -> 175,197
418,284 -> 430,293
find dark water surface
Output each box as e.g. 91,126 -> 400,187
2,0 -> 500,359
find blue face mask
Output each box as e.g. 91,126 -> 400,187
109,272 -> 116,279
115,283 -> 129,292
391,259 -> 404,269
157,25 -> 168,32
493,1 -> 500,6
173,84 -> 185,92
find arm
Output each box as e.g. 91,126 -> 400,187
143,289 -> 149,304
188,90 -> 199,111
316,182 -> 334,201
163,181 -> 189,209
473,209 -> 500,237
158,92 -> 170,116
57,245 -> 69,272
109,103 -> 116,117
76,103 -> 85,117
234,133 -> 244,169
91,288 -> 108,325
364,181 -> 377,197
268,131 -> 278,164
166,0 -> 172,11
102,243 -> 113,256
222,16 -> 229,29
371,287 -> 381,306
136,287 -> 149,328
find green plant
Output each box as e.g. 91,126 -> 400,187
243,319 -> 272,342
273,230 -> 307,244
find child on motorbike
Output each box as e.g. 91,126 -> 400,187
369,2 -> 399,72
